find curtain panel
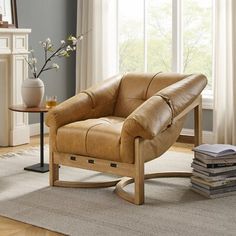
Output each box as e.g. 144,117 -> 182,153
76,0 -> 117,92
213,0 -> 236,144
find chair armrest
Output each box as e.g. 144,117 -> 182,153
121,96 -> 172,140
45,74 -> 122,130
45,93 -> 93,130
157,73 -> 207,117
121,73 -> 207,140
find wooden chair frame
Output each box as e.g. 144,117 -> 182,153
49,96 -> 202,205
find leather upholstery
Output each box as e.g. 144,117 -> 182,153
46,72 -> 207,164
140,118 -> 185,162
156,74 -> 207,117
120,96 -> 173,163
114,72 -> 188,117
46,74 -> 122,130
56,117 -> 124,162
46,74 -> 122,151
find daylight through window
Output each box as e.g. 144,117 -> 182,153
118,0 -> 213,93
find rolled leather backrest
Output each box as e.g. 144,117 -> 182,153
114,72 -> 188,118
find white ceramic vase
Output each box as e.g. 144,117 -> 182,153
21,78 -> 45,107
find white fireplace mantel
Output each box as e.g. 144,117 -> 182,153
0,28 -> 31,146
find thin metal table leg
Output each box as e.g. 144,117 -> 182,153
40,112 -> 44,167
24,111 -> 49,173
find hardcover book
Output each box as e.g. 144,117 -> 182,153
192,158 -> 236,168
191,162 -> 236,174
192,185 -> 236,198
191,176 -> 236,188
192,182 -> 236,194
193,144 -> 236,157
192,170 -> 236,182
194,154 -> 236,164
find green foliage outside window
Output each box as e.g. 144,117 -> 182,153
119,0 -> 212,91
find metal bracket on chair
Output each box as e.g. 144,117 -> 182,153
110,163 -> 117,168
88,159 -> 95,164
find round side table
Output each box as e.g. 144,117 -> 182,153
9,105 -> 49,173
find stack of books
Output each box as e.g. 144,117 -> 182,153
191,144 -> 236,198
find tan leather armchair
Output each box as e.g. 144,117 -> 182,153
46,72 -> 207,205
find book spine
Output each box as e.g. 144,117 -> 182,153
206,163 -> 236,168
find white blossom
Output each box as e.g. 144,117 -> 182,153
28,58 -> 37,65
40,38 -> 53,50
52,63 -> 59,69
70,36 -> 77,45
58,50 -> 67,57
46,38 -> 51,44
31,58 -> 37,64
66,45 -> 73,51
78,35 -> 83,41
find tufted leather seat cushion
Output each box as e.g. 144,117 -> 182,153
56,116 -> 125,162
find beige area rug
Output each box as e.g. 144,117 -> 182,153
0,147 -> 236,236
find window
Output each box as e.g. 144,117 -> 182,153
118,0 -> 213,100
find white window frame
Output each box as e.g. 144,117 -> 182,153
117,0 -> 213,109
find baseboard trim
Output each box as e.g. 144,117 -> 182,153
10,126 -> 30,146
30,123 -> 49,137
181,128 -> 214,144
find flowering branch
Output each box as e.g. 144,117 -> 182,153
26,34 -> 84,79
37,42 -> 64,78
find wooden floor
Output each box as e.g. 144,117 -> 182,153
0,135 -> 49,155
0,216 -> 63,236
0,135 -> 193,236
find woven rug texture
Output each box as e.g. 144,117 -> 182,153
0,147 -> 236,236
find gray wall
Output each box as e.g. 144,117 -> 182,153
17,0 -> 77,124
184,109 -> 213,131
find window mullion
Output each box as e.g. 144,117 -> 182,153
144,0 -> 147,72
116,0 -> 119,73
172,0 -> 183,73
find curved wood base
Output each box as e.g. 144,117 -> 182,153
115,172 -> 192,204
53,172 -> 192,204
54,179 -> 120,188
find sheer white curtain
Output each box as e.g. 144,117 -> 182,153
213,0 -> 236,144
76,0 -> 117,92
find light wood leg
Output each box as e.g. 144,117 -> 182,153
194,96 -> 202,146
134,139 -> 144,205
49,149 -> 59,186
115,172 -> 192,205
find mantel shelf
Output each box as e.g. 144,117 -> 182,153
0,28 -> 31,33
